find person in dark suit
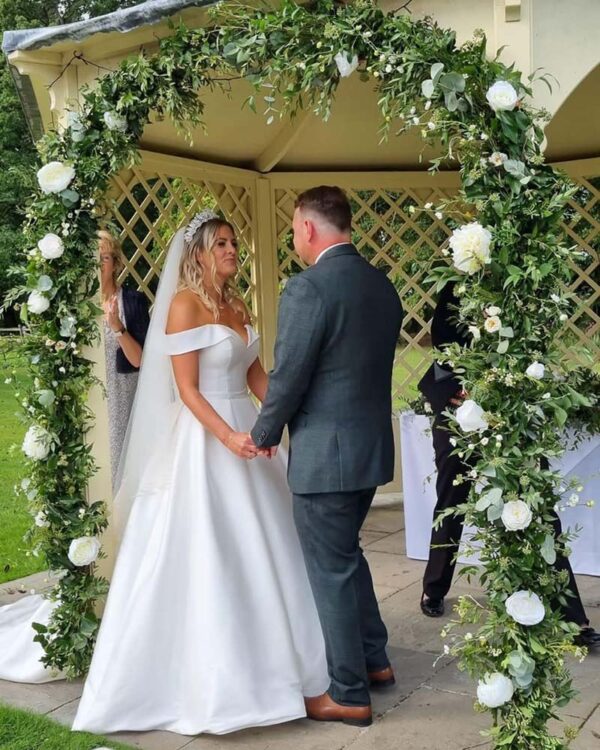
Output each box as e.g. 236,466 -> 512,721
418,281 -> 600,649
249,186 -> 404,726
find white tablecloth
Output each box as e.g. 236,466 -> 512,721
399,412 -> 600,576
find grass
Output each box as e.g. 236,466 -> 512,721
0,704 -> 135,750
0,338 -> 43,585
393,346 -> 428,412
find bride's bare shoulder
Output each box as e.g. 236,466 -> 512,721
167,290 -> 211,334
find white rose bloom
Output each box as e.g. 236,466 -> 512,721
468,325 -> 481,340
488,151 -> 508,167
484,316 -> 502,334
38,233 -> 64,260
68,536 -> 101,567
103,111 -> 128,132
34,510 -> 50,528
505,590 -> 545,626
449,222 -> 492,275
37,161 -> 75,194
27,291 -> 50,315
455,400 -> 489,433
477,673 -> 514,708
526,361 -> 545,379
486,81 -> 519,112
22,424 -> 51,460
486,306 -> 502,317
501,500 -> 533,531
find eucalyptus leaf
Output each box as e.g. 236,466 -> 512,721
430,62 -> 444,81
38,390 -> 56,408
421,78 -> 435,99
497,339 -> 510,354
37,275 -> 53,292
541,534 -> 557,565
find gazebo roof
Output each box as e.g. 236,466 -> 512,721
2,0 -> 599,172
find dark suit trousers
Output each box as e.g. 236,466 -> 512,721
293,488 -> 389,706
423,414 -> 589,626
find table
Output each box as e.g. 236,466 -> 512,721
399,412 -> 600,575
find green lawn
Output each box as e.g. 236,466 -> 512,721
0,338 -> 43,585
0,704 -> 135,750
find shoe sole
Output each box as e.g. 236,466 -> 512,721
420,606 -> 444,618
307,715 -> 373,727
369,677 -> 396,689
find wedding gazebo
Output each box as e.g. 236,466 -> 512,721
3,0 -> 599,511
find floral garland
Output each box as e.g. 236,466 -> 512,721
8,0 -> 597,744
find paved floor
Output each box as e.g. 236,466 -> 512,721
1,504 -> 599,750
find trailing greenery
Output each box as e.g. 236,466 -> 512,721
6,0 -> 598,745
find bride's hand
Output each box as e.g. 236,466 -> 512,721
224,431 -> 258,460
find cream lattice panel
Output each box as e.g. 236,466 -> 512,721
274,185 -> 456,409
108,166 -> 257,317
560,174 -> 600,366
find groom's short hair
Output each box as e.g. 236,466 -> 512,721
295,186 -> 352,233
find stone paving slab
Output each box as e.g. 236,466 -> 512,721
1,504 -> 599,750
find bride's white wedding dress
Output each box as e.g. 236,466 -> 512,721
71,322 -> 328,734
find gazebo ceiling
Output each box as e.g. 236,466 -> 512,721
141,75 -> 445,174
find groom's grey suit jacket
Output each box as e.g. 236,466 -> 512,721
251,243 -> 403,495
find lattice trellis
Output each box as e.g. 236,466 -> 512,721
560,174 -> 600,366
273,185 -> 456,408
108,165 -> 258,317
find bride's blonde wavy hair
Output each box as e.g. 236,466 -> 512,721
177,217 -> 244,320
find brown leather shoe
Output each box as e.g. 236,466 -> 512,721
304,692 -> 372,727
368,665 -> 396,689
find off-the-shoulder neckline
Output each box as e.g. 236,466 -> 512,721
166,322 -> 256,347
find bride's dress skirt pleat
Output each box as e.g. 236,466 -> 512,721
72,393 -> 328,735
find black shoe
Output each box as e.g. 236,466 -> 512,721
420,593 -> 445,618
574,627 -> 600,650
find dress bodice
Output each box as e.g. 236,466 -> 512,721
165,324 -> 260,398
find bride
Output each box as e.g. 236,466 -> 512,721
71,211 -> 328,734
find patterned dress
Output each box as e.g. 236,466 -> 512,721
103,288 -> 139,490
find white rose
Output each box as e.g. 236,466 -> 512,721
488,151 -> 508,167
38,233 -> 64,260
27,290 -> 50,315
486,81 -> 519,112
449,222 -> 492,275
22,424 -> 51,460
486,306 -> 502,317
455,400 -> 489,433
526,361 -> 545,379
468,325 -> 481,340
477,673 -> 514,708
505,590 -> 545,626
103,111 -> 128,132
484,316 -> 502,334
34,511 -> 50,528
501,500 -> 533,531
68,536 -> 101,567
334,51 -> 359,78
37,161 -> 75,194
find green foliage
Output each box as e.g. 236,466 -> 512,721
6,1 -> 598,744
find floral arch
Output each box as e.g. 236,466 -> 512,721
10,1 -> 599,746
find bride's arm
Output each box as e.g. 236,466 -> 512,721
167,296 -> 258,460
247,358 -> 268,402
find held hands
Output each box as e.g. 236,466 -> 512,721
223,432 -> 278,460
449,389 -> 468,407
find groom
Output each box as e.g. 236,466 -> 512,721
248,186 -> 403,726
